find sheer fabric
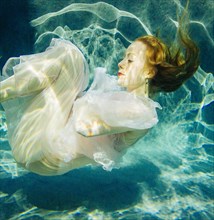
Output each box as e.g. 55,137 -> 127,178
1,39 -> 161,175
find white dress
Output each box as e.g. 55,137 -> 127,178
1,39 -> 161,176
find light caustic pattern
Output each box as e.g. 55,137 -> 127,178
0,1 -> 213,220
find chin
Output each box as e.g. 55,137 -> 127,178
117,78 -> 123,86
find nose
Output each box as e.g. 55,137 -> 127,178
118,60 -> 124,69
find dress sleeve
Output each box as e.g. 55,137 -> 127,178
73,90 -> 161,131
74,91 -> 160,130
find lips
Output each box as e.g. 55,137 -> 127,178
118,72 -> 124,77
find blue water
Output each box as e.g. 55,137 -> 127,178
0,1 -> 213,219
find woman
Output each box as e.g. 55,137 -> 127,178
0,22 -> 199,175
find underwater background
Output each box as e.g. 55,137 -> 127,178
0,0 -> 213,219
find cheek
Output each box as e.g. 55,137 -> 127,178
127,65 -> 144,82
123,72 -> 143,88
118,62 -> 145,87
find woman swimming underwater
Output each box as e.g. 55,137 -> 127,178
0,16 -> 199,176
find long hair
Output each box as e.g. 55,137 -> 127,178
136,4 -> 200,93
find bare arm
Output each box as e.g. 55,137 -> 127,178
75,116 -> 148,139
75,116 -> 149,152
73,89 -> 158,140
75,116 -> 131,137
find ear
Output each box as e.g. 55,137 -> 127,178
146,67 -> 157,79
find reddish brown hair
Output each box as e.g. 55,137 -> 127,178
136,13 -> 199,93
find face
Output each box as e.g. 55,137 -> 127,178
118,41 -> 149,91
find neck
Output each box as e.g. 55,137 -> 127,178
128,83 -> 149,98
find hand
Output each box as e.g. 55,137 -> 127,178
75,119 -> 111,137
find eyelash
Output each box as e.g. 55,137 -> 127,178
128,59 -> 133,63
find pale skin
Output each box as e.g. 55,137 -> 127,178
0,41 -> 153,149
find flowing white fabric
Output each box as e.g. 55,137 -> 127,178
1,39 -> 161,175
74,69 -> 161,130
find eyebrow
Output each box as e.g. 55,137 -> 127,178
126,52 -> 135,57
124,53 -> 135,61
